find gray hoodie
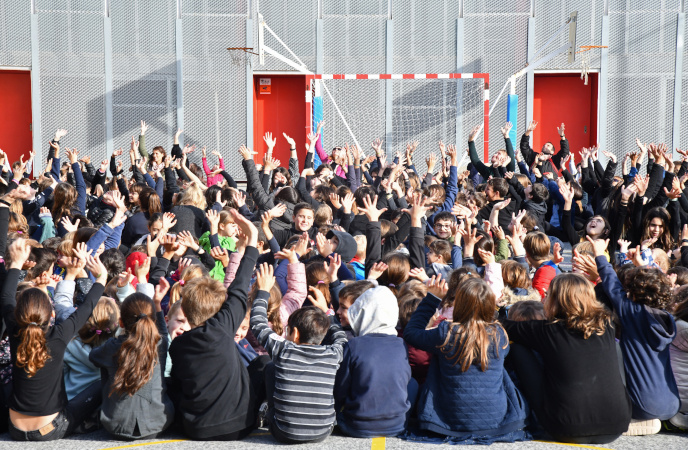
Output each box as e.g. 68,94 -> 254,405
348,286 -> 399,336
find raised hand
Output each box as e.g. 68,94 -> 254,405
340,192 -> 355,214
359,194 -> 386,222
601,149 -> 617,164
323,253 -> 342,282
468,125 -> 481,142
371,138 -> 383,156
501,122 -> 513,139
552,242 -> 564,265
8,238 -> 32,270
367,261 -> 389,281
256,263 -> 276,292
238,145 -> 257,161
526,120 -> 538,135
60,216 -> 80,233
586,236 -> 609,257
206,209 -> 221,233
54,128 -> 68,141
275,246 -> 298,264
153,277 -> 170,310
134,256 -> 151,281
263,131 -> 276,151
426,275 -> 448,298
426,153 -> 437,173
85,253 -> 107,284
117,268 -> 135,288
557,123 -> 565,138
283,133 -> 296,148
408,267 -> 429,282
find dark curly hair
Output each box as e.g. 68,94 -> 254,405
624,266 -> 672,309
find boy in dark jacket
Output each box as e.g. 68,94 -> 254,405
168,212 -> 267,440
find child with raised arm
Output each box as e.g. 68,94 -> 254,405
591,237 -> 680,435
251,263 -> 347,443
168,210 -> 266,440
2,239 -> 106,441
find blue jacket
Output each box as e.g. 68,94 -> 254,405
334,334 -> 411,437
404,294 -> 528,438
596,256 -> 680,420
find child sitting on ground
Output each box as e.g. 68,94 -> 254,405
251,263 -> 347,444
334,285 -> 412,437
591,237 -> 680,435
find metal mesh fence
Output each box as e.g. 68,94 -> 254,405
681,22 -> 688,153
38,6 -> 106,166
607,1 -> 679,160
182,0 -> 248,178
463,1 -> 529,159
0,1 -> 31,67
392,0 -> 461,74
111,0 -> 177,156
251,0 -> 318,72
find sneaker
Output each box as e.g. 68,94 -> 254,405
258,401 -> 269,429
623,419 -> 661,436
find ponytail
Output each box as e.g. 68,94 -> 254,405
111,294 -> 160,397
14,288 -> 53,378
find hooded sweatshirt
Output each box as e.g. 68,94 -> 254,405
334,286 -> 411,437
597,256 -> 680,420
63,338 -> 100,401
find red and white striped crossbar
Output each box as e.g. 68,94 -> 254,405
307,73 -> 490,160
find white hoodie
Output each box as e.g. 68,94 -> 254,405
348,286 -> 399,337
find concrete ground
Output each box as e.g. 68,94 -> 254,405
0,427 -> 685,450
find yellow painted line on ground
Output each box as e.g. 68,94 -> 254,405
535,439 -> 614,450
99,439 -> 188,450
371,436 -> 386,450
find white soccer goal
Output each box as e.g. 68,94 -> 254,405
309,74 -> 489,163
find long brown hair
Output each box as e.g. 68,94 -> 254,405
15,288 -> 53,377
544,273 -> 611,339
440,278 -> 505,372
111,294 -> 160,397
78,297 -> 120,348
52,182 -> 77,220
140,188 -> 162,215
378,253 -> 410,297
248,282 -> 284,335
641,207 -> 675,252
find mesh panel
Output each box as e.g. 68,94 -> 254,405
392,78 -> 485,166
392,0 -> 461,74
0,1 -> 31,67
535,1 -> 604,71
252,0 -> 317,72
38,8 -> 106,164
111,0 -> 177,155
607,2 -> 679,158
681,22 -> 688,152
323,0 -> 387,74
463,2 -> 529,158
182,1 -> 247,177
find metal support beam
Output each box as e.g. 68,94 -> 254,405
103,4 -> 113,161
246,18 -> 254,148
175,3 -> 184,147
30,8 -> 42,175
526,15 -> 535,147
316,18 -> 323,74
456,17 -> 464,149
385,19 -> 393,157
672,12 -> 685,155
598,13 -> 609,156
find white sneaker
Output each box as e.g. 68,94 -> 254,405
622,419 -> 661,436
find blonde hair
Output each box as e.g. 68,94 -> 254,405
353,235 -> 366,259
544,273 -> 611,339
178,184 -> 207,209
78,297 -> 120,348
524,231 -> 551,262
169,265 -> 207,305
181,277 -> 226,327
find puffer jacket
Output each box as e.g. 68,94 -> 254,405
87,197 -> 116,229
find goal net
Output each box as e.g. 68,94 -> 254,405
311,74 -> 489,166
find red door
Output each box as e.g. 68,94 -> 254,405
533,73 -> 598,160
0,71 -> 32,166
253,75 -> 308,169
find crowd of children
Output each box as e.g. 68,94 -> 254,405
0,118 -> 686,444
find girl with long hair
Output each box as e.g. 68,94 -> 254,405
121,187 -> 162,249
403,276 -> 528,440
503,273 -> 632,443
2,238 -> 106,441
640,207 -> 676,253
90,281 -> 175,440
51,147 -> 87,237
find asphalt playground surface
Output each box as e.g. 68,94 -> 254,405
0,426 -> 685,450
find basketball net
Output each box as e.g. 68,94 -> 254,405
227,47 -> 256,68
577,45 -> 607,85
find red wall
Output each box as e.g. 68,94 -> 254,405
0,71 -> 32,166
533,73 -> 598,160
253,75 -> 307,169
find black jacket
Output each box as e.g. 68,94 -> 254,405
520,134 -> 570,179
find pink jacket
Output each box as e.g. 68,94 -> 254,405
224,253 -> 307,337
314,136 -> 347,178
438,262 -> 504,320
203,157 -> 225,186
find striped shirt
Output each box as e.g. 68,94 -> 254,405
251,291 -> 347,442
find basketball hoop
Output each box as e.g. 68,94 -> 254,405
577,45 -> 607,85
227,47 -> 258,68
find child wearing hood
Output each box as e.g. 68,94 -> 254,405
334,285 -> 413,437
